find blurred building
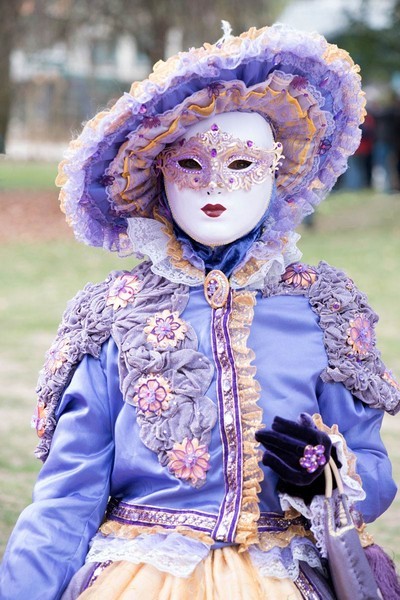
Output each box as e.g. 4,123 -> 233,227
8,25 -> 151,159
278,0 -> 394,35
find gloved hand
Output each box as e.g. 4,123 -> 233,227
255,413 -> 333,500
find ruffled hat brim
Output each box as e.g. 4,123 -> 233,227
56,23 -> 366,254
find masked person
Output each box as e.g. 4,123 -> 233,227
1,23 -> 399,600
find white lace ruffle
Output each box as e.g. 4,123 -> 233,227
127,217 -> 302,289
279,433 -> 365,558
85,531 -> 211,578
236,231 -> 302,290
127,217 -> 204,286
249,536 -> 323,581
85,528 -> 323,582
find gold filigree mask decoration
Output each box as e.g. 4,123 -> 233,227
158,123 -> 284,192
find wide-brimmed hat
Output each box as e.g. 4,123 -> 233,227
56,23 -> 365,256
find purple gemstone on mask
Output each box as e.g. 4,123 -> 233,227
211,123 -> 219,131
229,178 -> 234,183
247,140 -> 254,147
139,105 -> 147,114
194,177 -> 199,183
211,149 -> 217,157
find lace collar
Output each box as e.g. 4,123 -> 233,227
127,217 -> 302,289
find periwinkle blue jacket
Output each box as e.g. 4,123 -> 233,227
0,260 -> 398,599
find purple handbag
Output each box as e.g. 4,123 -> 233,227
324,458 -> 382,600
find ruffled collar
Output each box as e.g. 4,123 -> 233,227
126,215 -> 302,290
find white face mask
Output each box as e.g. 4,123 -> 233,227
160,112 -> 281,247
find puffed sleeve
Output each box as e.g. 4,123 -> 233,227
0,342 -> 116,600
317,378 -> 397,523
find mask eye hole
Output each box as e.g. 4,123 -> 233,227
177,158 -> 202,171
228,159 -> 253,171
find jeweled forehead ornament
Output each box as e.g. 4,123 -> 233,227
158,123 -> 284,192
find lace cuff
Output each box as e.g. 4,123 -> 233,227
249,536 -> 323,581
86,530 -> 211,578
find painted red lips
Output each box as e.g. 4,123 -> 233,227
201,204 -> 226,218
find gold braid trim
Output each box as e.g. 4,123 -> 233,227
258,524 -> 314,552
231,257 -> 267,288
229,291 -> 265,550
100,520 -> 214,546
232,236 -> 289,289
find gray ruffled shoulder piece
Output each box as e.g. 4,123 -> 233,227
33,261 -> 216,485
263,261 -> 400,415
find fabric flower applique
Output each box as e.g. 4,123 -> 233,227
144,309 -> 187,350
106,273 -> 143,310
167,437 -> 211,486
346,314 -> 374,357
44,337 -> 70,374
382,370 -> 400,391
281,263 -> 318,288
132,374 -> 172,416
31,399 -> 46,438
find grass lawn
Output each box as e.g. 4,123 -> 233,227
0,158 -> 59,189
0,177 -> 399,566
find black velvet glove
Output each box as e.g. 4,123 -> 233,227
255,413 -> 333,502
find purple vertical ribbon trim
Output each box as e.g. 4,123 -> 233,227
222,294 -> 244,541
211,291 -> 244,543
211,300 -> 229,540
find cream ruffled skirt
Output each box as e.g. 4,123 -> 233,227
74,547 -> 307,600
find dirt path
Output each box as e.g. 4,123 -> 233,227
0,189 -> 73,243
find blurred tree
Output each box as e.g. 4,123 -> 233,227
40,0 -> 287,67
331,0 -> 400,84
0,0 -> 288,152
0,0 -> 24,153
